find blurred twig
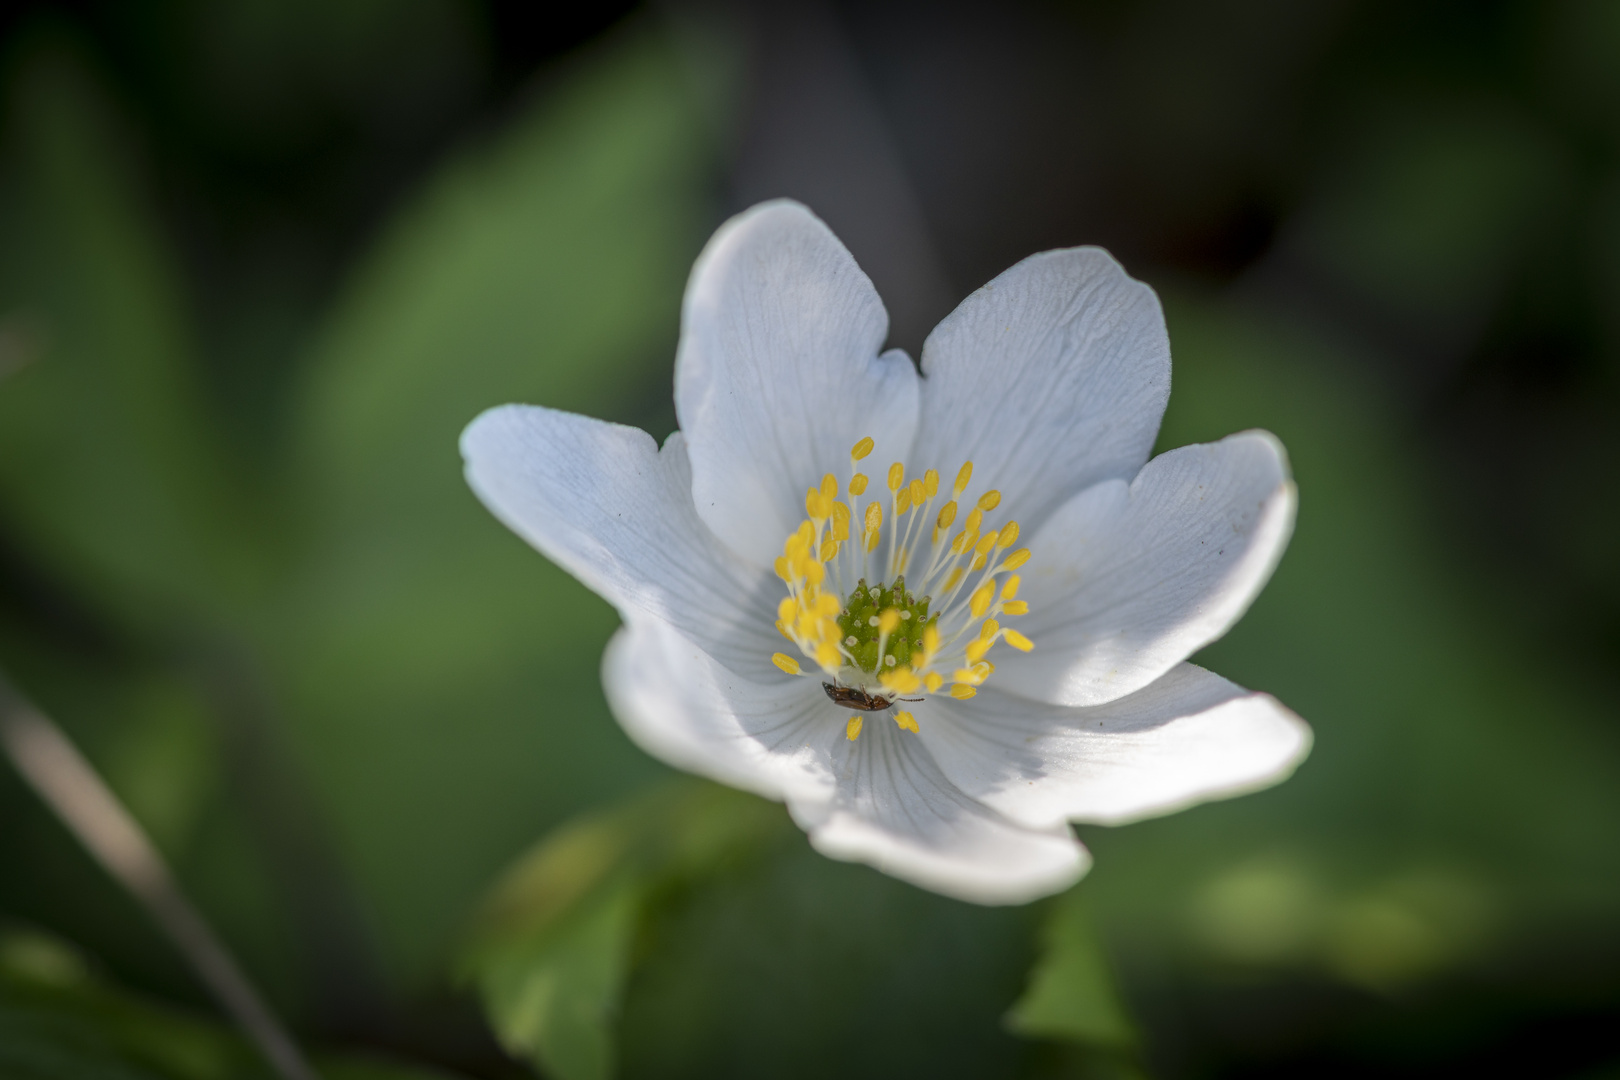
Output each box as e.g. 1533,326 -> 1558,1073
0,668 -> 318,1080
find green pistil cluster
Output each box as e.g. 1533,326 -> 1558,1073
837,577 -> 935,674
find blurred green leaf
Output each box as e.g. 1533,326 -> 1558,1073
274,21 -> 726,984
1005,891 -> 1136,1050
0,42 -> 263,634
460,781 -> 787,1080
0,925 -> 462,1080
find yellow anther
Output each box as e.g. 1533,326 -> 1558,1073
865,528 -> 881,553
936,501 -> 957,529
922,625 -> 941,660
970,554 -> 988,572
819,539 -> 837,562
952,668 -> 986,686
774,556 -> 790,580
864,502 -> 882,531
816,593 -> 841,617
1002,600 -> 1029,615
772,652 -> 802,675
887,462 -> 905,491
775,620 -> 791,641
970,583 -> 995,617
977,490 -> 1002,511
1003,629 -> 1034,652
1001,575 -> 1021,600
881,666 -> 921,694
803,561 -> 825,587
923,470 -> 939,498
949,684 -> 978,700
975,531 -> 999,557
796,521 -> 814,545
925,672 -> 944,693
943,567 -> 964,592
879,608 -> 901,635
894,711 -> 919,733
980,619 -> 1000,640
965,507 -> 984,532
896,487 -> 912,515
821,473 -> 838,499
850,473 -> 869,495
778,597 -> 798,624
954,462 -> 973,494
816,641 -> 841,668
806,488 -> 832,519
965,638 -> 992,664
997,521 -> 1020,548
851,436 -> 875,461
1004,548 -> 1031,569
908,478 -> 925,507
846,715 -> 863,740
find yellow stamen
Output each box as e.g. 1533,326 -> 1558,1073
894,711 -> 919,733
977,490 -> 1002,511
846,715 -> 863,740
850,473 -> 869,495
970,583 -> 995,617
1001,575 -> 1021,600
851,437 -> 874,461
965,638 -> 992,664
821,473 -> 838,499
816,641 -> 841,668
887,462 -> 905,491
1003,629 -> 1034,652
1002,600 -> 1029,615
878,608 -> 901,635
980,618 -> 999,640
925,672 -> 944,693
949,684 -> 977,700
954,461 -> 973,494
923,470 -> 939,498
864,502 -> 883,533
936,501 -> 957,529
997,521 -> 1019,548
908,478 -> 924,508
975,531 -> 999,557
772,652 -> 801,675
774,556 -> 790,580
896,487 -> 912,514
1004,548 -> 1031,569
943,566 -> 964,591
778,597 -> 798,623
881,666 -> 921,694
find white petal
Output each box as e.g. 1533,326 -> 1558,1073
998,430 -> 1295,707
917,664 -> 1311,830
792,717 -> 1089,905
603,617 -> 838,805
910,247 -> 1170,533
461,405 -> 778,673
675,200 -> 921,566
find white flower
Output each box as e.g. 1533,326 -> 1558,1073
461,200 -> 1310,904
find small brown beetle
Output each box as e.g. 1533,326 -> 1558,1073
822,682 -> 892,711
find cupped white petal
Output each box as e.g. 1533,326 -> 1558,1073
791,718 -> 1089,905
917,664 -> 1311,830
910,247 -> 1170,533
998,430 -> 1295,707
603,616 -> 838,805
462,405 -> 779,673
676,200 -> 921,566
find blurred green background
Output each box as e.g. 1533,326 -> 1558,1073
1,1 -> 1618,1077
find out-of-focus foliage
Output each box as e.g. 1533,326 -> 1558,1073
0,925 -> 463,1080
459,782 -> 786,1080
1,0 -> 1618,1077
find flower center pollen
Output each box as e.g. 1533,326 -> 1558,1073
769,436 -> 1035,739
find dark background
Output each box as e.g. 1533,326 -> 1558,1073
1,1 -> 1618,1077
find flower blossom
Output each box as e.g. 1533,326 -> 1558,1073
461,200 -> 1310,903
